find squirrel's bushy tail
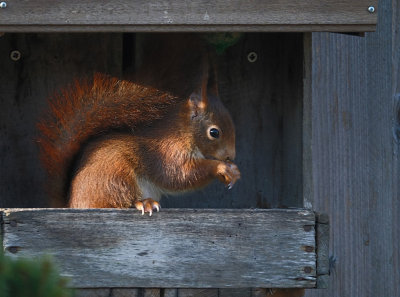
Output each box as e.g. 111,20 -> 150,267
37,73 -> 179,207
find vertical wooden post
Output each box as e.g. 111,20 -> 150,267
303,33 -> 314,210
316,213 -> 330,288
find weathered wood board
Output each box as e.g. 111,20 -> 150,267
0,0 -> 377,32
1,209 -> 317,288
305,0 -> 400,296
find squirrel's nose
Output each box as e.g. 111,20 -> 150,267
226,155 -> 235,162
225,149 -> 236,162
216,147 -> 235,162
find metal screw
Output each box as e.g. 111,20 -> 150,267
303,225 -> 312,232
303,266 -> 312,274
247,51 -> 258,63
368,6 -> 375,13
10,50 -> 21,61
303,245 -> 314,253
7,246 -> 19,254
0,1 -> 6,8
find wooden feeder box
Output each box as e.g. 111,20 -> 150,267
0,0 -> 377,295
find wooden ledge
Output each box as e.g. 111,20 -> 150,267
0,0 -> 377,33
0,208 -> 327,289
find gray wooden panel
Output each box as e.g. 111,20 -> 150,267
144,289 -> 160,297
305,0 -> 400,295
315,214 -> 329,289
219,288 -> 251,297
77,288 -> 309,296
0,33 -> 122,208
75,289 -> 112,297
111,289 -> 139,297
177,289 -> 218,297
1,209 -> 316,288
0,0 -> 377,32
302,33 -> 314,210
164,289 -> 178,297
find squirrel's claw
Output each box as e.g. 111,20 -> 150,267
154,204 -> 161,212
134,199 -> 161,216
217,161 -> 241,189
134,202 -> 145,215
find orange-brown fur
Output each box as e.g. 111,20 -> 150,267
38,59 -> 240,209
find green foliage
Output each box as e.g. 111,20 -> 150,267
203,33 -> 244,54
0,253 -> 74,297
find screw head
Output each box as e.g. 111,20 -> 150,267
247,51 -> 258,63
304,266 -> 312,274
10,50 -> 21,61
0,2 -> 7,8
368,6 -> 375,13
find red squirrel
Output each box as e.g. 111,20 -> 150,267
38,56 -> 240,214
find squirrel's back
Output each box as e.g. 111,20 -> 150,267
37,73 -> 181,206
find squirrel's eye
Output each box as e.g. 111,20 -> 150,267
209,128 -> 220,139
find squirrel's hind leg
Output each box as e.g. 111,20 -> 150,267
68,134 -> 142,209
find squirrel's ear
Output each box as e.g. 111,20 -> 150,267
188,54 -> 219,118
189,90 -> 206,119
207,62 -> 219,97
190,54 -> 219,104
201,54 -> 219,100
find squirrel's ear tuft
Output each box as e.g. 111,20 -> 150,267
188,53 -> 220,118
189,90 -> 206,119
200,53 -> 219,100
207,61 -> 219,98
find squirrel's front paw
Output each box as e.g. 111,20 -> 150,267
134,198 -> 161,216
216,162 -> 241,189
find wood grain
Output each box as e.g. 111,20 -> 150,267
315,214 -> 329,289
75,289 -> 112,297
0,0 -> 377,32
305,0 -> 400,295
219,288 -> 251,297
1,208 -> 316,288
111,289 -> 139,297
302,33 -> 314,210
177,289 -> 218,297
144,289 -> 160,297
163,289 -> 178,297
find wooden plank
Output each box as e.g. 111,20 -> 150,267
144,289 -> 160,297
177,289 -> 218,297
0,25 -> 379,33
75,289 -> 112,297
219,288 -> 251,297
306,0 -> 400,295
75,288 -> 141,297
0,0 -> 377,32
315,214 -> 329,289
302,33 -> 314,210
163,289 -> 178,297
112,289 -> 139,297
1,209 -> 316,288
